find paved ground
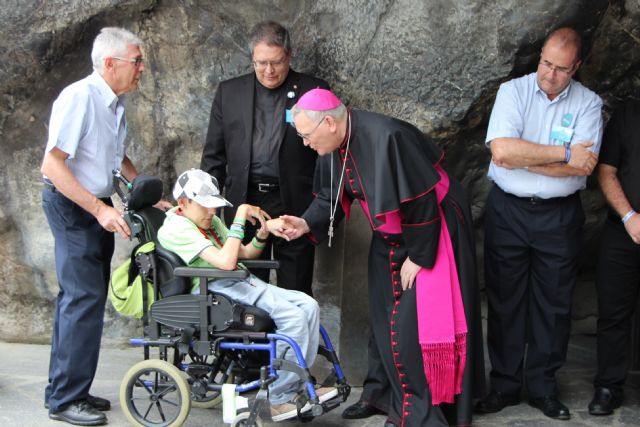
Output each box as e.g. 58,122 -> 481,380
0,334 -> 639,426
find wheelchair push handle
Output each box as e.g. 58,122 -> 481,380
112,169 -> 133,204
112,169 -> 139,240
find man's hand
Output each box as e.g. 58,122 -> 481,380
96,204 -> 131,239
624,213 -> 640,245
269,215 -> 309,241
400,257 -> 421,290
568,141 -> 598,175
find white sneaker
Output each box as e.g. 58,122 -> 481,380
270,398 -> 312,422
315,386 -> 339,403
271,402 -> 298,422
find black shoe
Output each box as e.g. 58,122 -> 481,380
342,400 -> 384,419
49,400 -> 107,426
588,387 -> 623,416
475,390 -> 520,413
85,395 -> 111,412
45,394 -> 111,412
529,396 -> 570,420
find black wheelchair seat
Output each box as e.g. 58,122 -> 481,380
151,291 -> 274,333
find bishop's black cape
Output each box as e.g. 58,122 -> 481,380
302,110 -> 485,426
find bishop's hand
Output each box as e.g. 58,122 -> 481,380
400,257 -> 421,290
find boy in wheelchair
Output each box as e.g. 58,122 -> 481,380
157,168 -> 338,421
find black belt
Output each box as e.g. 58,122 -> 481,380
249,182 -> 280,193
498,186 -> 576,205
43,179 -> 111,203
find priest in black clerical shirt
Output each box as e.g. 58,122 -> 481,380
200,21 -> 329,295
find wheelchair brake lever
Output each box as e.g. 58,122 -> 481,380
123,213 -> 143,241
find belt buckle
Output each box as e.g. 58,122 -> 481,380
258,183 -> 270,193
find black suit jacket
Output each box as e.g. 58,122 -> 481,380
200,70 -> 329,223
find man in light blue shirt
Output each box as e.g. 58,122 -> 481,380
40,27 -> 170,426
476,27 -> 603,421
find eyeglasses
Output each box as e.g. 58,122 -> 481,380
538,60 -> 574,76
112,56 -> 144,67
293,117 -> 326,140
252,57 -> 288,70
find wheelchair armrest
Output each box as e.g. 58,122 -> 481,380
238,260 -> 280,269
173,266 -> 249,279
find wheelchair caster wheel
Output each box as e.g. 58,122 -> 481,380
231,410 -> 263,427
120,359 -> 191,426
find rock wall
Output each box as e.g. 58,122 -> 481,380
1,1 -> 638,354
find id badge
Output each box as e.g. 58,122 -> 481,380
285,109 -> 293,123
550,125 -> 573,145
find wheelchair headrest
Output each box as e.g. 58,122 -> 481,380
127,175 -> 164,211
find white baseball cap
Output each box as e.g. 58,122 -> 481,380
172,169 -> 232,208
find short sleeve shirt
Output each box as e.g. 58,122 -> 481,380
44,72 -> 128,197
599,102 -> 640,212
157,207 -> 232,292
485,72 -> 603,198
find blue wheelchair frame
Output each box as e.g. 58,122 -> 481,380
113,171 -> 350,426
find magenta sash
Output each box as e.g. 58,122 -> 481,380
360,167 -> 467,405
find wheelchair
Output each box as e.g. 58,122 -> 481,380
111,170 -> 350,427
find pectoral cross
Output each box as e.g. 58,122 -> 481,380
328,222 -> 334,247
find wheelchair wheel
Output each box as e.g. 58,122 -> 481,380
120,359 -> 191,427
231,410 -> 263,427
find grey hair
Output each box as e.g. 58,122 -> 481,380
91,27 -> 143,72
249,21 -> 291,56
291,103 -> 347,122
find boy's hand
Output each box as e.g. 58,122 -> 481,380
270,215 -> 309,241
266,218 -> 290,237
241,204 -> 271,226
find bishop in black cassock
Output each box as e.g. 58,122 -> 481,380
273,89 -> 485,427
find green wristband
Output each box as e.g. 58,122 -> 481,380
251,237 -> 266,249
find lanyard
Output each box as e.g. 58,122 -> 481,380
176,209 -> 224,247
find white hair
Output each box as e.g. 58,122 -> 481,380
291,103 -> 347,122
91,27 -> 143,72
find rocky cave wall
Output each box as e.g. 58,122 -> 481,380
0,0 -> 638,343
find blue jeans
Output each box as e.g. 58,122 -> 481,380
196,275 -> 320,405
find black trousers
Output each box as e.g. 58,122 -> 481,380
594,215 -> 640,391
244,187 -> 315,296
42,189 -> 114,412
484,186 -> 584,398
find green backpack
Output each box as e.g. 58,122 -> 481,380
109,241 -> 156,319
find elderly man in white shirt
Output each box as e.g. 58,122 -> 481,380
40,27 -> 170,426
